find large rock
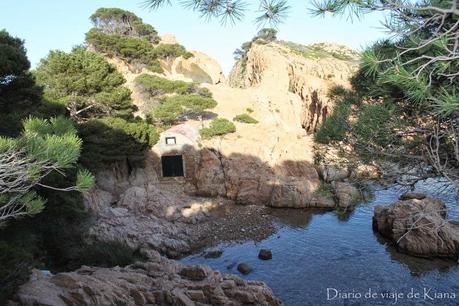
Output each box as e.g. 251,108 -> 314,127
318,165 -> 350,182
229,42 -> 359,132
332,181 -> 361,210
13,252 -> 282,306
172,51 -> 225,84
373,197 -> 459,260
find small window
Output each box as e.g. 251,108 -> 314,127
165,137 -> 176,145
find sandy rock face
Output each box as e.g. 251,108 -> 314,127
171,51 -> 225,84
193,148 -> 333,208
228,42 -> 359,132
14,251 -> 282,306
373,197 -> 459,259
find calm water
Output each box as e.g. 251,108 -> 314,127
180,181 -> 459,306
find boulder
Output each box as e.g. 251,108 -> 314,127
332,182 -> 361,209
203,249 -> 223,259
318,165 -> 350,182
373,197 -> 459,260
237,263 -> 253,275
13,257 -> 281,306
258,249 -> 273,260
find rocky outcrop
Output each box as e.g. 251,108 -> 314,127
373,197 -> 459,260
193,148 -> 334,208
14,250 -> 281,306
171,51 -> 225,84
228,41 -> 359,132
331,181 -> 362,210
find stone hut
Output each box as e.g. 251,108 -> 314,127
151,124 -> 199,182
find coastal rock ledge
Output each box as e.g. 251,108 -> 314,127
11,251 -> 282,306
373,196 -> 459,260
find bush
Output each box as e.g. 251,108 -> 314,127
314,101 -> 351,144
233,113 -> 258,124
79,117 -> 159,170
90,8 -> 159,42
0,242 -> 34,303
313,182 -> 334,199
35,47 -> 136,120
66,240 -> 145,270
200,118 -> 236,139
135,74 -> 194,96
152,94 -> 217,124
352,103 -> 398,148
86,28 -> 193,73
152,43 -> 193,60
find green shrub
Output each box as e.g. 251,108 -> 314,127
0,242 -> 34,303
314,101 -> 351,144
135,74 -> 194,96
152,94 -> 217,124
35,47 -> 136,120
86,28 -> 192,73
152,43 -> 193,60
67,240 -> 145,269
90,8 -> 159,42
233,113 -> 258,124
352,103 -> 398,148
314,182 -> 334,199
79,117 -> 159,170
200,118 -> 236,139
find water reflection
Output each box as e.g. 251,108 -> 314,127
374,233 -> 457,276
181,183 -> 459,306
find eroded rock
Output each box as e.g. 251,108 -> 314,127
373,197 -> 459,260
14,254 -> 281,306
332,181 -> 361,210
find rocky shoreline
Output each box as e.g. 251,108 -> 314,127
11,249 -> 281,306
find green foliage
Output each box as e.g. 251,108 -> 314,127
0,30 -> 45,136
35,47 -> 135,120
152,94 -> 217,124
86,27 -> 193,73
352,103 -> 399,148
233,113 -> 258,124
0,29 -> 30,79
78,117 -> 159,171
314,182 -> 334,199
135,74 -> 194,96
314,101 -> 351,144
90,8 -> 159,42
0,241 -> 34,303
280,41 -> 359,61
65,240 -> 146,270
434,89 -> 459,118
200,118 -> 236,139
233,28 -> 277,60
86,9 -> 192,73
153,43 -> 193,60
1,117 -> 94,223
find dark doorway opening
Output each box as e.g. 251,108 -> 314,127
161,155 -> 184,177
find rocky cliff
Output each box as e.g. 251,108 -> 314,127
229,41 -> 359,132
14,250 -> 281,306
74,35 -> 365,261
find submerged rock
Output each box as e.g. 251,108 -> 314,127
203,249 -> 223,258
258,249 -> 273,260
399,192 -> 426,201
237,263 -> 253,275
13,252 -> 281,306
332,181 -> 361,209
373,197 -> 459,260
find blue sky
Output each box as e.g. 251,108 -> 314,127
0,0 -> 388,74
